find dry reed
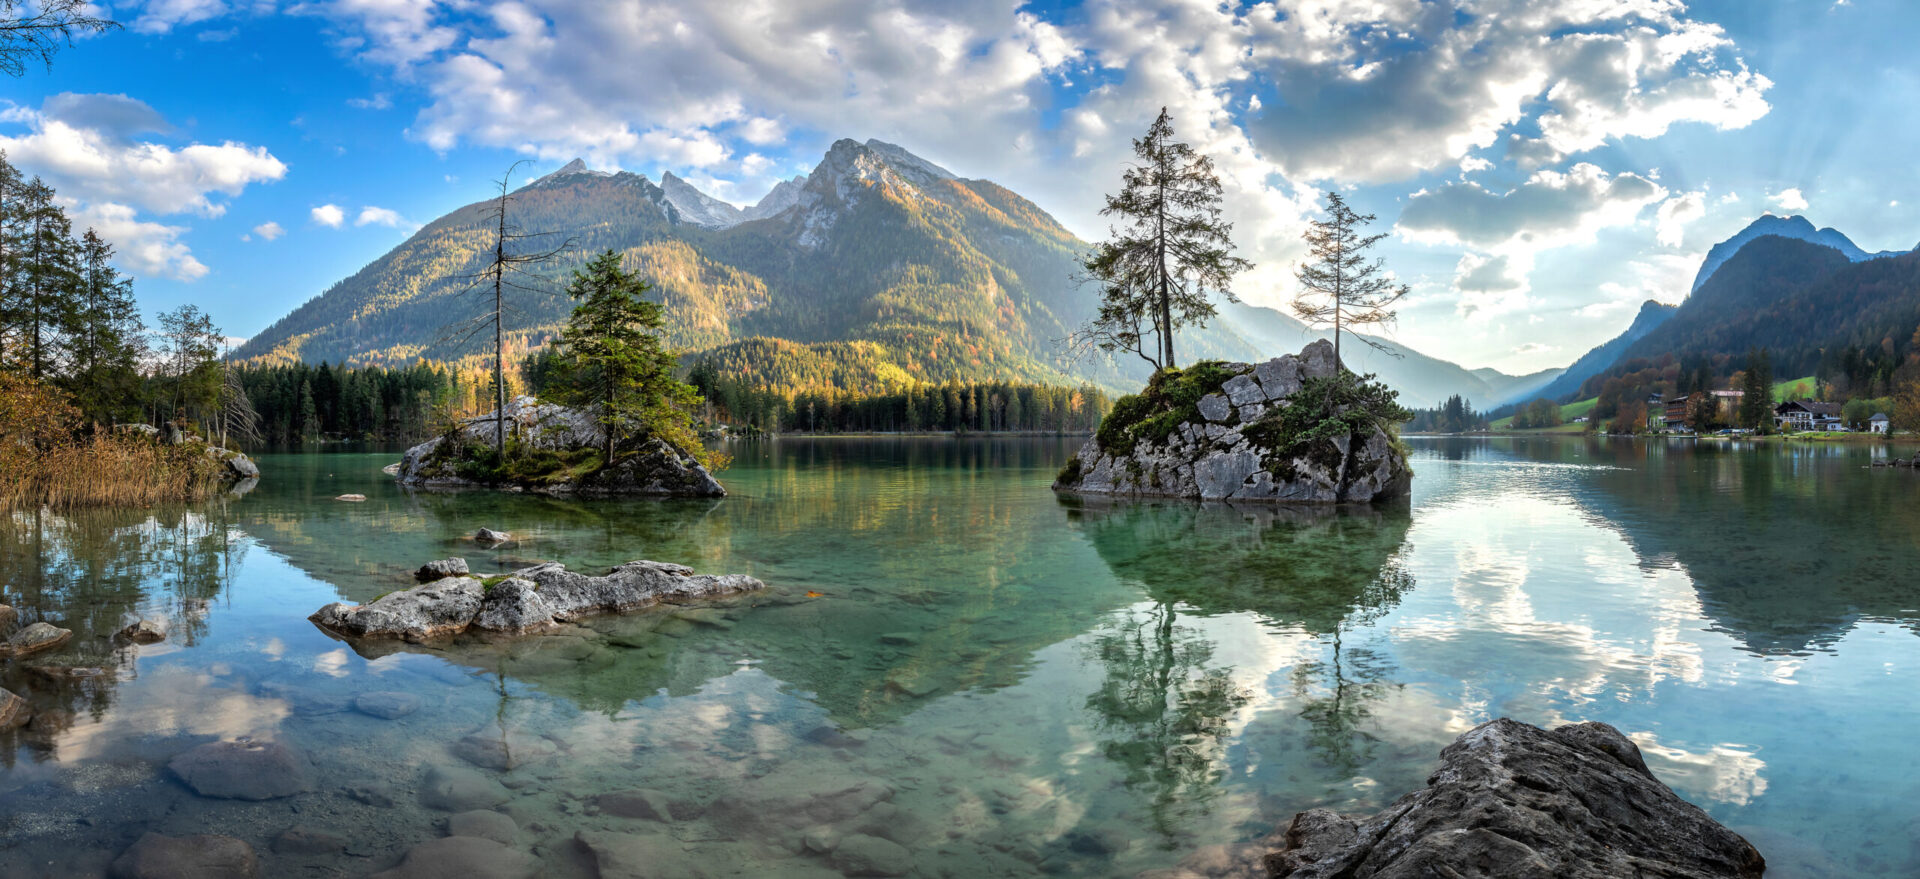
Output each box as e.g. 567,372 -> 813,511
0,436 -> 228,511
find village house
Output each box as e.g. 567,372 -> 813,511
1775,400 -> 1845,432
1869,412 -> 1891,434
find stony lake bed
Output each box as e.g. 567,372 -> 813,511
1,436 -> 1917,877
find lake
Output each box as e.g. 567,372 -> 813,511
1,436 -> 1915,877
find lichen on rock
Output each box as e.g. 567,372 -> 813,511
1055,340 -> 1411,504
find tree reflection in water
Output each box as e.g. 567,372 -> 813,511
1067,498 -> 1414,844
0,501 -> 246,764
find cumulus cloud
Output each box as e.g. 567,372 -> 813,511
0,99 -> 285,217
0,93 -> 282,282
1770,187 -> 1809,211
354,205 -> 409,227
251,221 -> 284,241
311,204 -> 345,227
1655,192 -> 1707,248
73,202 -> 208,281
1399,164 -> 1668,316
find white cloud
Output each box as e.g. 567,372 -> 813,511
0,93 -> 281,283
311,204 -> 345,227
1655,192 -> 1707,248
1512,342 -> 1553,356
0,99 -> 285,217
354,205 -> 408,227
348,93 -> 393,110
251,221 -> 284,241
73,202 -> 208,281
1399,163 -> 1668,317
1769,187 -> 1809,211
131,0 -> 231,34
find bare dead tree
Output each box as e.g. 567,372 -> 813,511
440,160 -> 573,456
1,0 -> 118,77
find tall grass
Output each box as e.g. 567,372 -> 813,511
0,436 -> 228,510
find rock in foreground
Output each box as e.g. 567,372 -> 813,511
393,395 -> 725,497
1055,341 -> 1410,504
1264,718 -> 1765,879
310,560 -> 764,642
111,832 -> 259,879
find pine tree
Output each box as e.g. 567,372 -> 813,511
65,228 -> 143,424
14,177 -> 81,379
544,250 -> 701,463
1075,108 -> 1250,371
1293,191 -> 1408,366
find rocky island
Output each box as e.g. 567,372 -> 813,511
1054,340 -> 1411,503
394,396 -> 725,497
310,558 -> 764,642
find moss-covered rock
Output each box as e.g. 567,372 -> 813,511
1054,340 -> 1411,504
395,396 -> 724,497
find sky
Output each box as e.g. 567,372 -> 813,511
7,0 -> 1919,375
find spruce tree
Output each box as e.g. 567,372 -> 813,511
1076,108 -> 1250,371
65,228 -> 143,424
1292,192 -> 1409,366
15,177 -> 81,379
545,249 -> 701,463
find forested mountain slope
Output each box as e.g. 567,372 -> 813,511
234,139 -> 1516,400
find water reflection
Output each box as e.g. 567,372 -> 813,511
1065,499 -> 1414,845
0,504 -> 246,766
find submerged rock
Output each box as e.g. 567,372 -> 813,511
355,691 -> 423,719
272,826 -> 348,856
416,558 -> 470,582
593,788 -> 675,822
310,560 -> 765,642
369,836 -> 536,879
1055,340 -> 1410,504
420,764 -> 509,812
1263,718 -> 1766,879
832,833 -> 914,877
168,740 -> 310,800
0,686 -> 30,729
336,493 -> 368,502
3,621 -> 73,657
119,619 -> 167,644
475,528 -> 512,544
393,395 -> 726,497
110,832 -> 259,879
446,809 -> 518,845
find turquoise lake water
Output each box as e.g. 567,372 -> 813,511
1,436 -> 1916,877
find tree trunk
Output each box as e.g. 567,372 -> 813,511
492,203 -> 507,458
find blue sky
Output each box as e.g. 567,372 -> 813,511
8,0 -> 1918,376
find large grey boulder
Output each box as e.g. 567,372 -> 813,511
1264,718 -> 1766,879
2,621 -> 73,657
1056,340 -> 1410,504
393,395 -> 724,497
310,560 -> 764,641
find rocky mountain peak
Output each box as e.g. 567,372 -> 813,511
658,171 -> 744,229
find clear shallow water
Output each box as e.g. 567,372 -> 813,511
0,436 -> 1916,877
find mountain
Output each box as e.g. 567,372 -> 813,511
1691,214 -> 1907,292
234,138 -> 1504,402
658,172 -> 743,228
1531,300 -> 1678,403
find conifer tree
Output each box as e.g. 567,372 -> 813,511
544,250 -> 701,463
1293,191 -> 1408,366
65,228 -> 143,424
14,176 -> 80,379
1076,108 -> 1250,371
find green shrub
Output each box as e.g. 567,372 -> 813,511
1095,361 -> 1235,456
1242,372 -> 1412,472
1055,456 -> 1083,486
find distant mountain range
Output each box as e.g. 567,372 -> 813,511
1554,215 -> 1920,401
234,139 -> 1548,406
1690,214 -> 1912,293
